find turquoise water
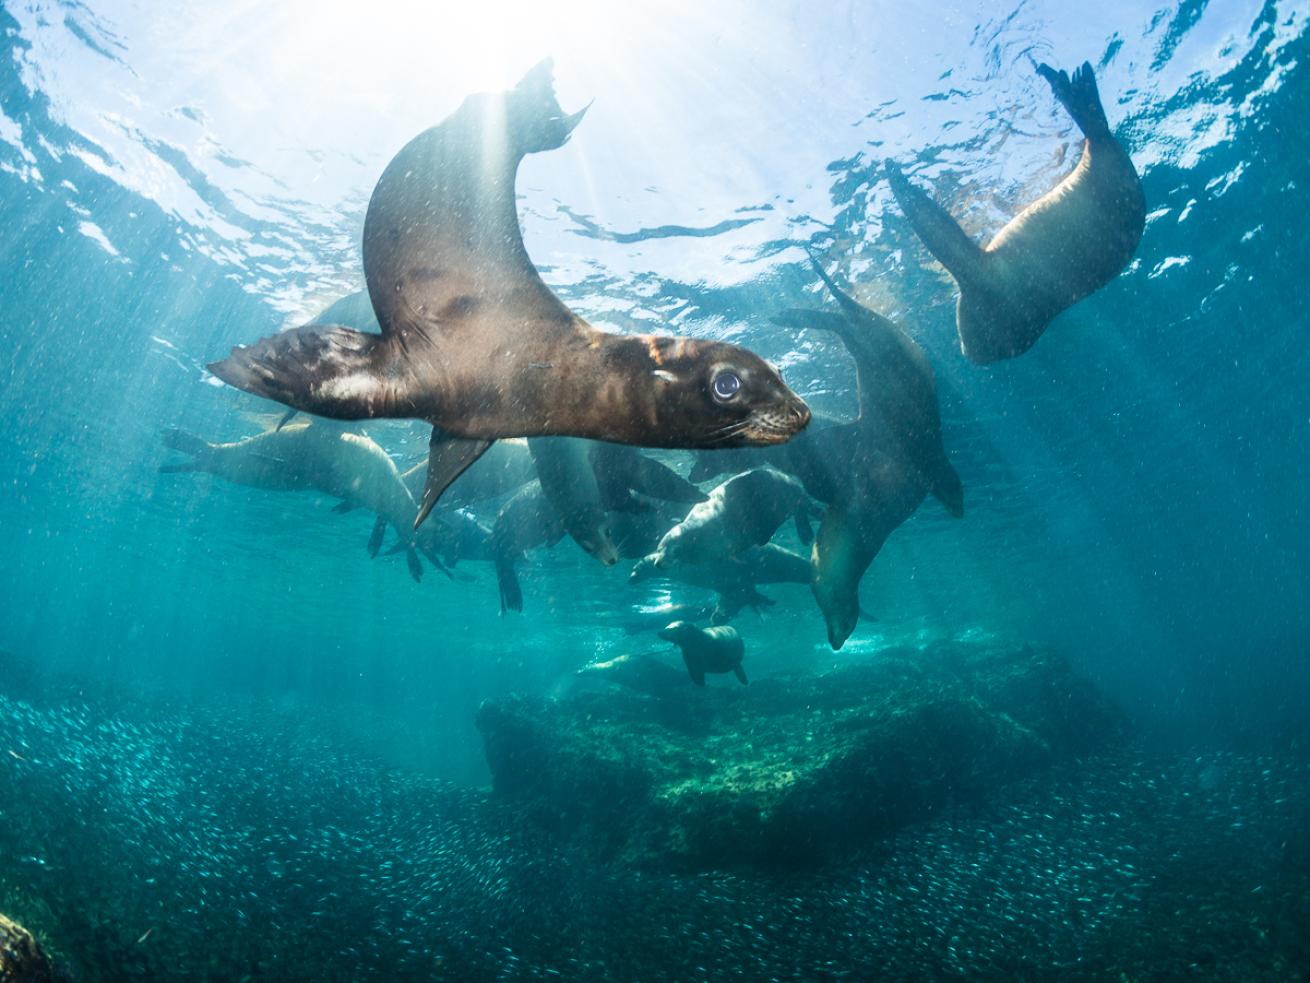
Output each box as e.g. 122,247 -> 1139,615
1,1 -> 1308,978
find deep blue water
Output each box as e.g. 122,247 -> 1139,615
1,0 -> 1308,978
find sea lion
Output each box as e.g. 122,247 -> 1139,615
160,421 -> 429,581
658,622 -> 748,686
646,466 -> 806,569
208,61 -> 810,528
887,61 -> 1145,363
769,261 -> 957,648
529,437 -> 619,566
773,258 -> 963,517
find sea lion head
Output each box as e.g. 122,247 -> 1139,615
658,621 -> 696,643
641,337 -> 811,448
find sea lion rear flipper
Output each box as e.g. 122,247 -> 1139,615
367,516 -> 387,557
160,428 -> 210,457
405,546 -> 423,583
733,665 -> 749,686
794,507 -> 815,547
885,163 -> 987,289
495,554 -> 523,614
415,429 -> 494,529
209,325 -> 412,420
1036,61 -> 1111,140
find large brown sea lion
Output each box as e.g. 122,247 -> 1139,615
209,61 -> 810,527
887,61 -> 1145,363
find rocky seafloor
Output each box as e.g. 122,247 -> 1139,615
1,640 -> 1308,981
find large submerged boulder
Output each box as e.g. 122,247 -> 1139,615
477,639 -> 1125,868
0,914 -> 57,983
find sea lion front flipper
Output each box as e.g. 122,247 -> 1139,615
274,408 -> 298,431
1036,61 -> 1111,140
332,500 -> 359,515
683,658 -> 706,687
732,665 -> 749,686
885,163 -> 987,290
415,428 -> 494,529
367,516 -> 387,557
405,546 -> 423,583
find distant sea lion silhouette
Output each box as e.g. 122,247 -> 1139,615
646,467 -> 806,570
160,421 -> 430,581
209,61 -> 810,528
658,622 -> 748,686
887,61 -> 1145,363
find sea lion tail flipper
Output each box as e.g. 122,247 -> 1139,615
733,665 -> 749,686
794,507 -> 815,547
405,546 -> 423,583
1036,61 -> 1110,140
495,555 -> 523,614
415,428 -> 494,529
885,163 -> 986,288
208,325 -> 406,420
160,428 -> 211,458
931,461 -> 965,518
367,516 -> 387,557
511,59 -> 592,155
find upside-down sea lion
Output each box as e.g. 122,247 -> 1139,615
770,260 -> 959,648
887,61 -> 1145,363
208,61 -> 810,528
658,622 -> 748,686
159,421 -> 429,581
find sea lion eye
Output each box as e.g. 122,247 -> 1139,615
711,370 -> 741,403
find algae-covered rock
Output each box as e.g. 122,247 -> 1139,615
476,639 -> 1125,868
0,913 -> 57,983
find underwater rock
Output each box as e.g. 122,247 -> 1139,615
0,914 -> 57,983
477,639 -> 1125,868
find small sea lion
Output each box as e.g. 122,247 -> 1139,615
658,622 -> 748,686
773,258 -> 963,517
208,61 -> 810,527
529,437 -> 619,566
887,61 -> 1145,363
160,421 -> 429,581
647,467 -> 806,569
